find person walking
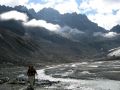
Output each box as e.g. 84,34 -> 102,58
27,65 -> 37,89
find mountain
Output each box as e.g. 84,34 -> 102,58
110,24 -> 120,33
0,5 -> 105,33
36,8 -> 106,34
26,26 -> 100,62
0,20 -> 40,66
0,20 -> 25,36
0,5 -> 106,34
0,5 -> 120,66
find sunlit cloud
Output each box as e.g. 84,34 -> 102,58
0,10 -> 61,31
27,0 -> 79,13
104,32 -> 118,38
88,13 -> 120,30
0,10 -> 28,22
79,0 -> 120,30
24,19 -> 61,31
93,32 -> 118,38
54,0 -> 79,14
0,0 -> 29,7
79,0 -> 120,14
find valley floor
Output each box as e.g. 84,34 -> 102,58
1,60 -> 120,90
36,61 -> 120,90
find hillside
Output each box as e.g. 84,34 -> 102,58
0,5 -> 120,66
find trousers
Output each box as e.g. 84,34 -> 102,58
28,76 -> 35,88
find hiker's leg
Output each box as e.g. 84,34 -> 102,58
28,76 -> 34,88
33,76 -> 35,85
31,76 -> 35,88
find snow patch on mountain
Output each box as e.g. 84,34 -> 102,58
108,48 -> 120,57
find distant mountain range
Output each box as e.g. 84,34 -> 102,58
0,5 -> 120,66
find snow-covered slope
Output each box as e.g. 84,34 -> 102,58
108,47 -> 120,57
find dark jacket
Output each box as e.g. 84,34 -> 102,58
27,68 -> 37,76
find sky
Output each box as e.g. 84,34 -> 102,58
0,0 -> 120,30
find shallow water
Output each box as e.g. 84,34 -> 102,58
37,61 -> 120,90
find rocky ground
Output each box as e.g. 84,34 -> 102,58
1,60 -> 120,90
45,60 -> 120,80
0,65 -> 60,90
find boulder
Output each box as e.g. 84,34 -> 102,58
16,74 -> 28,82
36,80 -> 60,86
9,74 -> 27,85
0,77 -> 9,84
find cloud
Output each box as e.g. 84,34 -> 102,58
93,32 -> 118,38
54,0 -> 79,14
56,26 -> 84,39
0,10 -> 28,22
104,32 -> 118,38
105,0 -> 120,4
88,13 -> 120,30
0,10 -> 60,32
24,19 -> 61,31
0,0 -> 29,7
26,0 -> 79,13
79,0 -> 120,30
79,0 -> 120,14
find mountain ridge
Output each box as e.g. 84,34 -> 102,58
0,5 -> 120,66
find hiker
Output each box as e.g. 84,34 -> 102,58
27,65 -> 37,89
